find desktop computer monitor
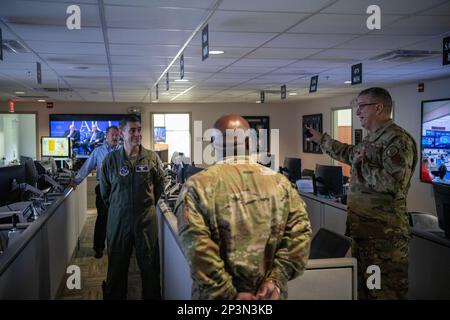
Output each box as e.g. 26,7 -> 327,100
184,164 -> 204,181
433,182 -> 450,238
315,164 -> 344,197
284,157 -> 302,182
0,165 -> 26,206
21,156 -> 39,187
41,136 -> 71,158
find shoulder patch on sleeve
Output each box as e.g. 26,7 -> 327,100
385,145 -> 399,158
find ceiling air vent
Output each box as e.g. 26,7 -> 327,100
1,39 -> 30,54
370,50 -> 440,62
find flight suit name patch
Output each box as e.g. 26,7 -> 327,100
136,165 -> 149,172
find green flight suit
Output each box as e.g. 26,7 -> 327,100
100,146 -> 165,300
175,156 -> 312,299
319,119 -> 418,299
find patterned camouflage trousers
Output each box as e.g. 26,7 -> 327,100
352,236 -> 409,300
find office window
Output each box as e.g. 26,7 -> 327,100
152,113 -> 190,162
0,113 -> 36,166
332,109 -> 351,177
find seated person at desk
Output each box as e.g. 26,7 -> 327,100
81,125 -> 105,154
421,158 -> 433,182
63,125 -> 81,150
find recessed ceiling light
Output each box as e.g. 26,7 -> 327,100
174,79 -> 189,82
344,81 -> 352,84
288,92 -> 298,96
210,50 -> 225,55
38,99 -> 46,102
15,91 -> 25,94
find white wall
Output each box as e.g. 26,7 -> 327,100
18,114 -> 36,159
0,114 -> 20,164
296,76 -> 450,215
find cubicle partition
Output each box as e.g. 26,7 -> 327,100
0,181 -> 87,299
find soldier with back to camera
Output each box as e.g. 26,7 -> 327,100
175,114 -> 312,300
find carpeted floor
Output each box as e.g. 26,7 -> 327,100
57,209 -> 142,299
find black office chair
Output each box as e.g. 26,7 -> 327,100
309,228 -> 352,259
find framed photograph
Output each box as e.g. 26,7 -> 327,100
243,116 -> 270,152
302,114 -> 323,154
354,129 -> 363,145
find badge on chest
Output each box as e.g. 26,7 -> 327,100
120,165 -> 130,176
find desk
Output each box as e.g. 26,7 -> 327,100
298,191 -> 347,237
0,181 -> 87,299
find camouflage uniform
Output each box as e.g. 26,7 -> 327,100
175,156 -> 312,300
320,119 -> 418,299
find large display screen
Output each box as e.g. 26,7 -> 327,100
421,99 -> 450,184
41,137 -> 70,158
49,114 -> 128,157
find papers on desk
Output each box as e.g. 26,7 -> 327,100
296,179 -> 314,193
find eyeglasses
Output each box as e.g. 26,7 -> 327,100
356,102 -> 379,110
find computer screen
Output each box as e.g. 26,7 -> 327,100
184,164 -> 204,181
433,182 -> 450,238
0,165 -> 26,206
315,164 -> 344,197
421,98 -> 450,183
21,157 -> 39,186
41,137 -> 71,158
284,157 -> 302,182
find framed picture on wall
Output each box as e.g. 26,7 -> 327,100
354,129 -> 363,145
302,114 -> 323,154
243,116 -> 270,152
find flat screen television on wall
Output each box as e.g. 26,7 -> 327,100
421,99 -> 450,184
49,114 -> 134,157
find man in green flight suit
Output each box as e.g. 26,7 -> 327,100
100,115 -> 165,300
175,114 -> 312,300
307,87 -> 418,299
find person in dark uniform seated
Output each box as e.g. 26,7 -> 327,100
63,124 -> 81,153
87,124 -> 105,152
81,124 -> 105,154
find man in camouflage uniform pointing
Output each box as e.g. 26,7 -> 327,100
308,87 -> 418,299
175,115 -> 312,300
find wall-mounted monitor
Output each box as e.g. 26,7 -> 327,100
49,114 -> 131,157
421,98 -> 450,184
41,137 -> 71,158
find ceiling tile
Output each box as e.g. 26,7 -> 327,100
289,14 -> 403,34
321,0 -> 447,15
209,11 -> 307,33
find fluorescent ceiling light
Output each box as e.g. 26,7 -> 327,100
210,50 -> 225,55
174,79 -> 189,82
38,99 -> 46,102
344,81 -> 352,84
15,91 -> 25,94
151,100 -> 159,103
255,100 -> 261,103
288,92 -> 297,96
